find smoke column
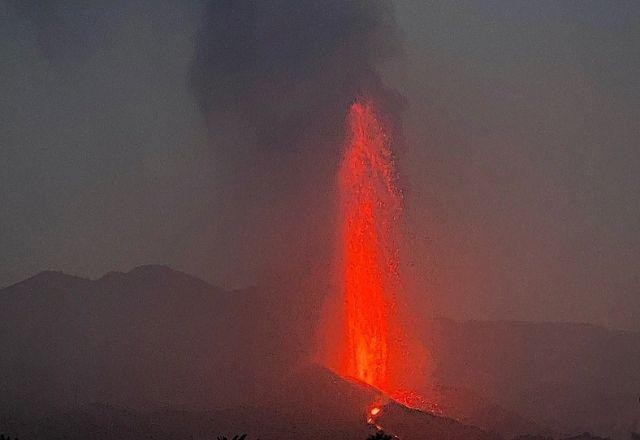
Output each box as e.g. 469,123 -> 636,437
189,0 -> 402,286
339,99 -> 403,394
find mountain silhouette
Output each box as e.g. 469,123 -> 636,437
0,266 -> 637,439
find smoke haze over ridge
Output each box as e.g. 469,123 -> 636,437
1,0 -> 639,331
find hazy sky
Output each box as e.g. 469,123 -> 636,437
1,1 -> 638,330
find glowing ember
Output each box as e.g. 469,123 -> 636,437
367,405 -> 383,426
367,403 -> 385,427
338,99 -> 403,394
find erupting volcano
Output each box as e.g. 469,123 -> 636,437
338,99 -> 404,396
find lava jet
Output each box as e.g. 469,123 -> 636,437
336,99 -> 429,414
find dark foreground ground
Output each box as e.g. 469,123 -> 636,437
1,266 -> 638,439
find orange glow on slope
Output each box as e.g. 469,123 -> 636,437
338,100 -> 403,394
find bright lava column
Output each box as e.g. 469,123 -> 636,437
338,100 -> 402,394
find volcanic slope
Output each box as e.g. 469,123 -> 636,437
1,266 -> 637,439
2,361 -> 505,440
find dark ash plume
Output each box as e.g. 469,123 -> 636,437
188,0 -> 405,287
190,0 -> 402,155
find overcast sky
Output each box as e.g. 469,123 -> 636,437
1,1 -> 638,330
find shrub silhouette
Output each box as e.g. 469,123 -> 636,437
368,431 -> 394,440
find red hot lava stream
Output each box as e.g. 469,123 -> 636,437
338,99 -> 404,397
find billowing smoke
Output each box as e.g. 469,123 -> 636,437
189,0 -> 405,286
190,0 -> 401,152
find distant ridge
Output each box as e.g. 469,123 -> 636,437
2,265 -> 217,292
96,264 -> 217,290
1,269 -> 91,291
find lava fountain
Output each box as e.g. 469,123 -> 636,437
338,99 -> 404,395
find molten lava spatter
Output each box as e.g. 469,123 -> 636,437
338,100 -> 403,394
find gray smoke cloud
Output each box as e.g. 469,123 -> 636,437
190,0 -> 402,154
188,0 -> 405,285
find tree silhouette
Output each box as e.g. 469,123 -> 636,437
217,435 -> 247,440
368,431 -> 394,440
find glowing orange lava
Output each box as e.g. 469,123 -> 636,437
338,99 -> 403,395
367,405 -> 383,426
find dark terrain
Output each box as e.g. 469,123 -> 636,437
0,266 -> 638,439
